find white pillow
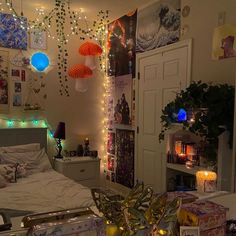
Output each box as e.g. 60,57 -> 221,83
0,143 -> 41,153
0,148 -> 52,174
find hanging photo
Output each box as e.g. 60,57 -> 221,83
107,10 -> 137,78
114,74 -> 132,126
116,129 -> 134,188
14,82 -> 21,93
0,50 -> 9,112
107,132 -> 115,155
212,24 -> 236,60
136,0 -> 180,52
13,94 -> 22,107
0,13 -> 27,50
29,29 -> 47,50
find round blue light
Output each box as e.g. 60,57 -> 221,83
178,108 -> 187,122
31,52 -> 49,72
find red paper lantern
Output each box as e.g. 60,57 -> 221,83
68,64 -> 93,79
78,42 -> 102,56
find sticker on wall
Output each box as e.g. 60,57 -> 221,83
114,74 -> 132,126
182,5 -> 190,17
0,13 -> 27,50
107,10 -> 137,78
136,0 -> 180,53
212,24 -> 236,60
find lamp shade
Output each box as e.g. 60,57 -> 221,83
53,122 -> 65,140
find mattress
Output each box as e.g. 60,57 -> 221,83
0,170 -> 94,213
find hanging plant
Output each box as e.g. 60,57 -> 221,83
159,81 -> 235,162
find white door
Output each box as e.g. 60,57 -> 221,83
136,40 -> 192,192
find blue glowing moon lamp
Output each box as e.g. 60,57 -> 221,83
31,52 -> 50,72
177,108 -> 187,122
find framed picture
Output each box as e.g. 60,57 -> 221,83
180,226 -> 200,236
29,29 -> 47,50
0,50 -> 9,113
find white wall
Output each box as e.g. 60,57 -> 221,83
181,0 -> 236,85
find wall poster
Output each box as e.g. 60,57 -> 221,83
0,13 -> 27,50
116,129 -> 134,188
107,10 -> 137,78
114,74 -> 132,126
0,50 -> 9,112
136,0 -> 180,52
212,24 -> 236,60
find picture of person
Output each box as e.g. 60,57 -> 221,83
114,74 -> 132,126
14,82 -> 21,93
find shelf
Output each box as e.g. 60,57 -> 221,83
166,163 -> 205,175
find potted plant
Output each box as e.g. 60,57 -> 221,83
159,81 -> 235,163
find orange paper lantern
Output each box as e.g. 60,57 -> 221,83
78,42 -> 103,56
68,64 -> 93,79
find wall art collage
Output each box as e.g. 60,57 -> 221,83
0,12 -> 47,113
105,0 -> 181,188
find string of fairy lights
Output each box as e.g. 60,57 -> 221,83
0,117 -> 55,138
0,0 -> 109,169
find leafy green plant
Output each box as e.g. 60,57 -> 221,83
159,81 -> 235,161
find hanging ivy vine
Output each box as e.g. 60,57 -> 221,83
4,0 -> 109,96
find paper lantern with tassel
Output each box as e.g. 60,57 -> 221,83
78,42 -> 103,70
68,64 -> 93,92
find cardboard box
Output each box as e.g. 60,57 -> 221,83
179,200 -> 228,231
201,225 -> 226,236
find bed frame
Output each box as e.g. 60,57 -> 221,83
0,128 -> 47,151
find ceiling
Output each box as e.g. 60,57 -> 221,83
13,0 -> 153,21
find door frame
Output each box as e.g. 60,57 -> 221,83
135,39 -> 192,186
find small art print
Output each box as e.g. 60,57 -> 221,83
212,24 -> 236,60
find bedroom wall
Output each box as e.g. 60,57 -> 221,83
0,10 -> 104,160
181,0 -> 236,85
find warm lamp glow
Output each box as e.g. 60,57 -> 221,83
196,170 -> 217,193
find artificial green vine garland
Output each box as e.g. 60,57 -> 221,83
159,81 -> 235,161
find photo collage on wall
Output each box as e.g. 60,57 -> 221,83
106,0 -> 180,188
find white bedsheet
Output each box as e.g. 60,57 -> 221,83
0,170 -> 94,213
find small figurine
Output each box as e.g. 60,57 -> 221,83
83,138 -> 90,156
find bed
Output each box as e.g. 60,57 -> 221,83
0,128 -> 97,234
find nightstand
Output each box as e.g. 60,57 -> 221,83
54,157 -> 100,188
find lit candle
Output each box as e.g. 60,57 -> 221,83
196,171 -> 217,193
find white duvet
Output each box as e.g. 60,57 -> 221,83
0,170 -> 94,213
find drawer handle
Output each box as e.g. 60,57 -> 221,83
80,169 -> 85,173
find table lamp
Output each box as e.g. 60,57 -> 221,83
53,122 -> 65,159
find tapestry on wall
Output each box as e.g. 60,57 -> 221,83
136,0 -> 180,53
212,24 -> 236,60
0,50 -> 9,112
107,10 -> 137,78
114,74 -> 132,126
0,13 -> 27,50
116,129 -> 134,188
